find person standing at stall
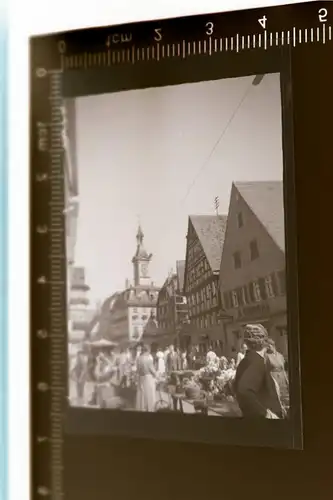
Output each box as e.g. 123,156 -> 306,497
234,324 -> 283,419
166,344 -> 180,373
265,338 -> 289,416
155,346 -> 166,375
136,344 -> 157,412
73,351 -> 88,405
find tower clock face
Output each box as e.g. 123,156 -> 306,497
141,263 -> 148,277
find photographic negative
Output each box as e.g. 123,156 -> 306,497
66,73 -> 295,426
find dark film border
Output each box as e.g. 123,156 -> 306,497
31,3 -> 333,477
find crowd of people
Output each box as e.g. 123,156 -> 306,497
70,323 -> 289,419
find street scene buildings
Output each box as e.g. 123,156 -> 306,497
67,74 -> 290,421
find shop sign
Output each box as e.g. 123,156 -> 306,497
236,302 -> 270,321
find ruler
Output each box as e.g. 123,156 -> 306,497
61,24 -> 332,71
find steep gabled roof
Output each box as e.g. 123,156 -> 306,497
234,181 -> 285,252
189,215 -> 228,272
176,260 -> 185,292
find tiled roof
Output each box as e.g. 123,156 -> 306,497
176,260 -> 185,292
190,215 -> 228,272
235,181 -> 285,252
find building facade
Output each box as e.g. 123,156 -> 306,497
96,226 -> 160,343
183,215 -> 227,352
156,260 -> 189,342
219,181 -> 288,357
68,266 -> 95,343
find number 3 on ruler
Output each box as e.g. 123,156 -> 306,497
206,22 -> 214,35
258,16 -> 267,29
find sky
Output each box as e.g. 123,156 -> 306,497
72,72 -> 283,304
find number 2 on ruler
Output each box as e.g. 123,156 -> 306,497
258,16 -> 267,29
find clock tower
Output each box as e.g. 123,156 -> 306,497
132,225 -> 153,286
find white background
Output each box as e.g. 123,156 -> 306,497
8,0 -> 309,498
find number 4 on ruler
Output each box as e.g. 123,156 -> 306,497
258,16 -> 267,29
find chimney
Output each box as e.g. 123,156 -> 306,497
125,278 -> 130,289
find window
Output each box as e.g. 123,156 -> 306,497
133,307 -> 138,313
253,281 -> 261,302
241,286 -> 249,305
231,290 -> 239,308
250,239 -> 259,260
237,212 -> 244,228
236,288 -> 243,306
233,251 -> 242,269
265,276 -> 275,298
132,315 -> 138,320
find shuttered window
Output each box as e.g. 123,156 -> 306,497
242,286 -> 250,304
265,275 -> 275,298
253,281 -> 261,302
236,287 -> 243,306
231,291 -> 239,308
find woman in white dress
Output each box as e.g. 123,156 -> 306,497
136,344 -> 157,412
156,348 -> 166,375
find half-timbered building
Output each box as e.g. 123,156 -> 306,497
183,215 -> 227,352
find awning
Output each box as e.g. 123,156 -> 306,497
85,338 -> 118,348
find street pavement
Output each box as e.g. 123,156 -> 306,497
69,379 -> 239,416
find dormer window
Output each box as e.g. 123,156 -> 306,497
237,212 -> 243,228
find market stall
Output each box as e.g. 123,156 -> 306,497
155,364 -> 242,417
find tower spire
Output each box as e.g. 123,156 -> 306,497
136,224 -> 144,245
132,221 -> 153,286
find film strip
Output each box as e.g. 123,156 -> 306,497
31,2 -> 332,499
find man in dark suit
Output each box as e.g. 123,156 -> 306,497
234,324 -> 283,419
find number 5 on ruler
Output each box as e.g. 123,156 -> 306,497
258,16 -> 267,29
